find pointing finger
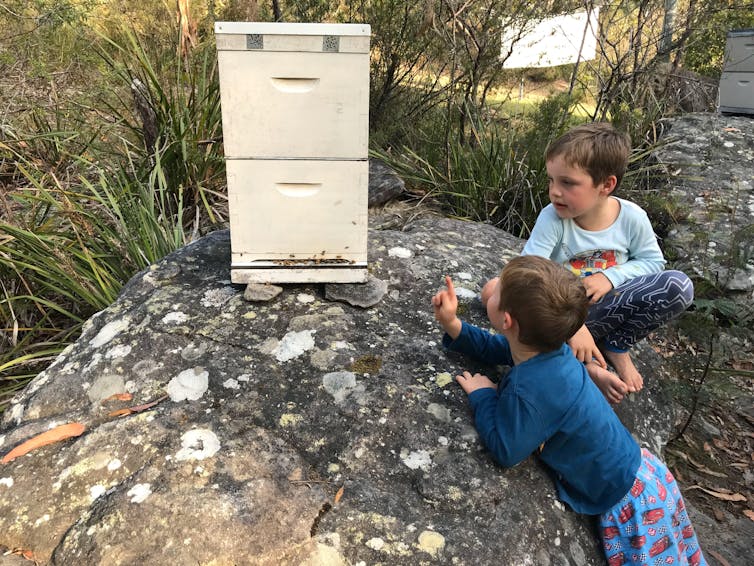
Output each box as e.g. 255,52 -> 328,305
444,275 -> 456,296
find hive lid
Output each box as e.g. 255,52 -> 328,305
727,28 -> 754,38
214,22 -> 370,36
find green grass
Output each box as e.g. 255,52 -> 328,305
0,25 -> 225,411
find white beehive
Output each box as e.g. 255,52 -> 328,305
215,22 -> 371,283
719,29 -> 754,115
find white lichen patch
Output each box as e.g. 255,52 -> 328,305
417,530 -> 445,557
0,477 -> 13,488
222,378 -> 240,390
388,246 -> 412,258
400,449 -> 432,471
166,367 -> 209,401
89,484 -> 107,502
90,318 -> 130,348
455,272 -> 473,281
33,514 -> 50,527
237,373 -> 251,382
6,403 -> 23,424
273,330 -> 316,362
162,311 -> 189,324
322,371 -> 366,405
86,374 -> 127,403
127,483 -> 152,503
454,286 -> 477,300
107,459 -> 122,471
426,403 -> 452,423
105,344 -> 132,359
297,293 -> 316,304
435,372 -> 453,388
366,538 -> 385,551
175,429 -> 221,461
201,287 -> 236,307
83,353 -> 103,373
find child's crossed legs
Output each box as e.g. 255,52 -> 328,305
585,270 -> 693,400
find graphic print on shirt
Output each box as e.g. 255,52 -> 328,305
565,249 -> 617,277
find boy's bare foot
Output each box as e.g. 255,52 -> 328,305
603,350 -> 643,393
586,362 -> 628,404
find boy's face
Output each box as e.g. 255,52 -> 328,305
485,279 -> 507,334
546,154 -> 613,221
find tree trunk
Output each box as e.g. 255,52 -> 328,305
659,0 -> 676,61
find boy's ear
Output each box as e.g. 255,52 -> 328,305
600,175 -> 618,195
502,311 -> 515,331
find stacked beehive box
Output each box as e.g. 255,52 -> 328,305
215,22 -> 371,283
719,29 -> 754,115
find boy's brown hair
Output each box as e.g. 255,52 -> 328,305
497,256 -> 589,352
545,122 -> 631,189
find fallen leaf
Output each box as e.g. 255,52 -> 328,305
708,549 -> 732,566
104,392 -> 133,402
744,510 -> 754,522
334,485 -> 344,504
713,507 -> 725,522
288,467 -> 303,482
107,395 -> 168,418
685,455 -> 727,478
687,485 -> 747,502
107,408 -> 133,418
11,548 -> 35,560
2,422 -> 86,464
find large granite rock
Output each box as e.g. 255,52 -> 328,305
0,217 -> 673,565
657,113 -> 754,297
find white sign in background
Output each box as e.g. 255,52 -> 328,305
501,8 -> 600,69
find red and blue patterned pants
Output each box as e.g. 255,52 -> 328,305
600,449 -> 707,566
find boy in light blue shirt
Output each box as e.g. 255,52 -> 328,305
483,123 -> 693,403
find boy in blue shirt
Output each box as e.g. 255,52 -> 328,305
433,256 -> 705,565
482,123 -> 693,404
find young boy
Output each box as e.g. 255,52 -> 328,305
482,122 -> 693,403
433,256 -> 706,565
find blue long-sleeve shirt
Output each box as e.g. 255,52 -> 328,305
444,322 -> 641,515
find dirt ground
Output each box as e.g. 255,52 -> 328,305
653,327 -> 754,566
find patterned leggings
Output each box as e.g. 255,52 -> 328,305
600,449 -> 707,566
586,270 -> 694,352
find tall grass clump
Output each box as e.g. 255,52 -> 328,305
374,93 -> 584,238
0,25 -> 225,411
97,26 -> 226,233
0,137 -> 189,409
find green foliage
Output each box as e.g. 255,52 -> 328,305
683,2 -> 754,78
1,22 -> 221,409
0,141 -> 188,409
97,27 -> 226,229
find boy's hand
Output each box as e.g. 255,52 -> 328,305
456,371 -> 497,394
582,273 -> 613,304
432,275 -> 462,339
568,324 -> 607,369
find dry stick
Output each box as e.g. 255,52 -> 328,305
671,333 -> 714,443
